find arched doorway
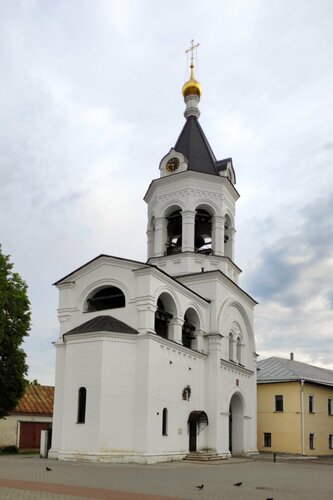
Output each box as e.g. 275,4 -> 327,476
188,411 -> 208,452
229,393 -> 244,455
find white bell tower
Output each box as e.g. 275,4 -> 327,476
144,42 -> 240,285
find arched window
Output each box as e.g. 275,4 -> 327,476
77,387 -> 87,424
195,209 -> 212,255
182,314 -> 195,349
166,210 -> 182,255
155,298 -> 173,339
162,408 -> 168,436
229,333 -> 234,361
236,337 -> 242,364
87,286 -> 125,312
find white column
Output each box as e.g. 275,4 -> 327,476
213,215 -> 225,256
182,210 -> 195,252
146,229 -> 154,259
206,333 -> 223,452
154,217 -> 166,257
230,227 -> 236,261
168,317 -> 183,344
137,298 -> 156,334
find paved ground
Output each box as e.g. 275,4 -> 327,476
0,454 -> 332,500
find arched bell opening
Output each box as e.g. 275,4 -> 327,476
195,209 -> 212,255
182,308 -> 200,349
224,214 -> 232,259
87,286 -> 125,312
166,209 -> 182,255
154,293 -> 176,340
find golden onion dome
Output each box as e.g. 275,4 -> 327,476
182,64 -> 202,98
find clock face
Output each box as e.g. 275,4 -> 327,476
166,157 -> 180,173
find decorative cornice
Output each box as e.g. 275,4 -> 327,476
220,358 -> 254,376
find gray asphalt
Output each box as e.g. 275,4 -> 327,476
0,453 -> 332,500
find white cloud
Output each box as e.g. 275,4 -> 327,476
0,0 -> 332,382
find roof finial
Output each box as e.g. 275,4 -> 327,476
186,39 -> 200,78
182,40 -> 202,119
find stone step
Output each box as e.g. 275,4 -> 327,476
184,452 -> 226,461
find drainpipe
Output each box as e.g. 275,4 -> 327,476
300,379 -> 305,455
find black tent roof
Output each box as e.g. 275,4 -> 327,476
175,116 -> 218,175
64,315 -> 138,337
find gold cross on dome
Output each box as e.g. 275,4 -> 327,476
185,40 -> 200,66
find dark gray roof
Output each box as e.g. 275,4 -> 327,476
64,315 -> 138,337
175,116 -> 218,176
257,357 -> 333,387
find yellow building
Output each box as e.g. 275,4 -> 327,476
257,355 -> 333,456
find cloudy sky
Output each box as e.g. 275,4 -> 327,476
1,0 -> 332,384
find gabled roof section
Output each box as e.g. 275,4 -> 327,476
64,315 -> 138,337
257,357 -> 333,387
13,385 -> 54,416
54,254 -> 150,286
175,116 -> 219,176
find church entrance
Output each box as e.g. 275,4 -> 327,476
189,421 -> 197,451
229,393 -> 244,455
188,411 -> 209,452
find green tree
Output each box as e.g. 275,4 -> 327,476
0,246 -> 31,419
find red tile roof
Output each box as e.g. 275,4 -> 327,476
13,385 -> 54,416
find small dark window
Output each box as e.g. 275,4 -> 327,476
275,395 -> 283,412
264,433 -> 271,447
309,433 -> 315,450
329,434 -> 333,449
162,408 -> 168,436
77,387 -> 87,424
328,399 -> 332,416
87,287 -> 125,312
309,395 -> 315,413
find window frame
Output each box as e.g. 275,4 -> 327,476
162,408 -> 168,436
77,387 -> 87,424
263,432 -> 272,448
275,394 -> 284,412
309,395 -> 315,414
309,433 -> 315,450
329,434 -> 333,450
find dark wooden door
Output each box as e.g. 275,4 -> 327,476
19,422 -> 50,449
189,421 -> 197,452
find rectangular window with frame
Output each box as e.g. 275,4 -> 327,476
329,434 -> 333,450
275,395 -> 284,412
309,395 -> 315,413
309,433 -> 315,450
264,432 -> 271,447
328,398 -> 333,416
